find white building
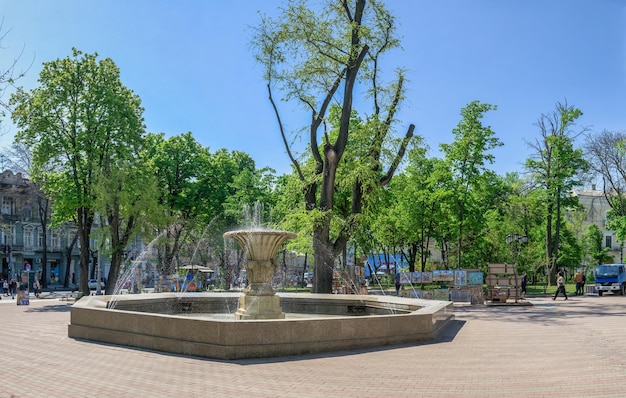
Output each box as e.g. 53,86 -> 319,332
572,186 -> 623,263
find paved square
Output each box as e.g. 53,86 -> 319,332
1,294 -> 625,397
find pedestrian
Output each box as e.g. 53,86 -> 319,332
553,271 -> 568,300
394,272 -> 401,296
573,270 -> 583,296
520,272 -> 527,298
1,278 -> 7,296
9,278 -> 17,299
580,270 -> 587,294
32,278 -> 40,298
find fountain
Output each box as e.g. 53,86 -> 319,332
223,229 -> 296,319
68,227 -> 455,360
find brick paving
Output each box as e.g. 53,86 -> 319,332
1,293 -> 626,397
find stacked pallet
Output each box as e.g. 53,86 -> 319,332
486,263 -> 520,303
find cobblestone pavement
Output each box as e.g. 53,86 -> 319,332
1,293 -> 625,397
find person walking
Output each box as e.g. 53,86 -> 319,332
520,272 -> 527,298
573,270 -> 583,296
394,273 -> 401,296
32,278 -> 41,298
553,271 -> 568,300
9,278 -> 17,299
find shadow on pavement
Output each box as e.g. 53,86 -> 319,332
25,304 -> 72,313
453,297 -> 626,325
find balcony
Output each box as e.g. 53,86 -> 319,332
7,245 -> 24,253
0,214 -> 19,222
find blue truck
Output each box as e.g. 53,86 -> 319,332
595,264 -> 626,296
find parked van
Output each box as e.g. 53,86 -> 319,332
595,264 -> 626,296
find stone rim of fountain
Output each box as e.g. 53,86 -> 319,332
68,292 -> 455,360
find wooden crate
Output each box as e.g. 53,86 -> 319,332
488,263 -> 515,275
497,277 -> 512,286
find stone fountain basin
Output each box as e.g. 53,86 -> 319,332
68,292 -> 454,360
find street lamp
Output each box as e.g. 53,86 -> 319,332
506,233 -> 528,303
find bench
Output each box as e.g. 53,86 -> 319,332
60,292 -> 83,301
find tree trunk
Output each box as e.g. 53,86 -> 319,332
105,203 -> 136,295
312,228 -> 336,294
546,193 -> 556,285
78,233 -> 91,296
77,207 -> 94,296
63,234 -> 78,288
37,195 -> 50,288
457,201 -> 464,269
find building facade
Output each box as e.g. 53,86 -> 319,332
0,170 -> 81,285
572,187 -> 624,264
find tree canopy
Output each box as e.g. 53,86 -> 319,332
253,0 -> 415,293
11,48 -> 145,295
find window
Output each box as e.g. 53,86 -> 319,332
1,197 -> 12,215
51,230 -> 59,249
606,235 -> 612,249
24,229 -> 33,248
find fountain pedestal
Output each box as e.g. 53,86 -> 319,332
223,229 -> 296,320
236,294 -> 284,320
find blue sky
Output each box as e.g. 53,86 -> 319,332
1,0 -> 625,176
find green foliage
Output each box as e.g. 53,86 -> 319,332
10,48 -> 146,294
11,48 -> 145,213
586,223 -> 612,265
253,0 -> 415,293
142,131 -> 279,273
441,101 -> 501,181
374,141 -> 446,272
439,100 -> 502,269
143,132 -> 209,221
606,199 -> 626,244
494,175 -> 546,275
524,100 -> 588,282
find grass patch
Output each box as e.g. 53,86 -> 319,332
526,283 -> 579,296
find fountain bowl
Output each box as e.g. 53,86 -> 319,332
68,292 -> 454,360
223,229 -> 298,319
223,229 -> 297,264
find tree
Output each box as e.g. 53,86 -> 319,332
11,49 -> 145,296
525,101 -> 588,284
440,101 -> 502,269
495,174 -> 546,281
61,227 -> 78,288
144,132 -> 209,274
584,223 -> 611,266
94,155 -> 158,294
222,164 -> 277,225
381,142 -> 444,276
253,0 -> 414,293
585,130 -> 626,242
144,132 -> 268,282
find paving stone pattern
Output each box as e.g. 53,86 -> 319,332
1,294 -> 625,397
